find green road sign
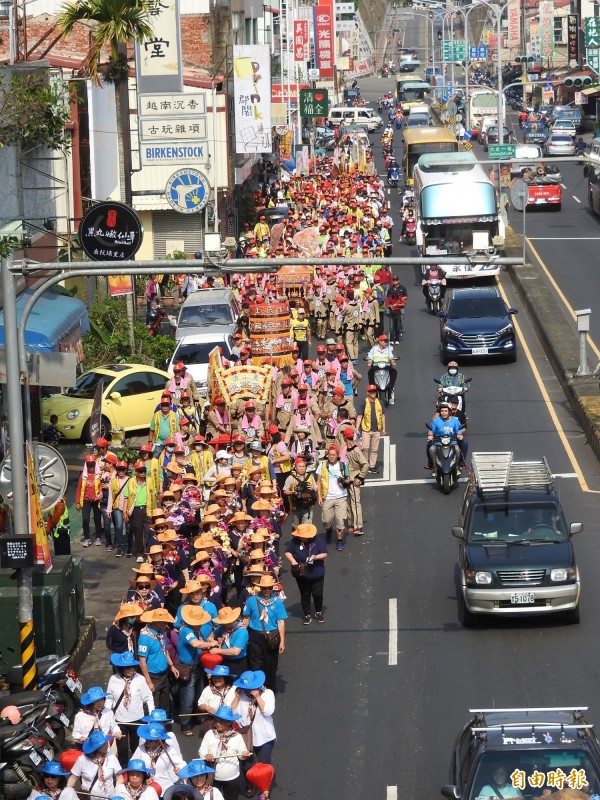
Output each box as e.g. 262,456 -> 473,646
299,88 -> 329,118
587,47 -> 600,74
442,40 -> 453,62
454,40 -> 467,60
489,143 -> 516,159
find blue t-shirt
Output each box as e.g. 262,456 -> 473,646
212,623 -> 249,660
174,598 -> 218,630
177,625 -> 203,665
431,415 -> 462,440
137,626 -> 169,673
339,371 -> 353,397
243,594 -> 288,632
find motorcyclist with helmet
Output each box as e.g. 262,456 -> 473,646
576,136 -> 586,156
439,361 -> 468,390
401,207 -> 416,239
426,402 -> 463,473
366,334 -> 398,405
421,264 -> 447,302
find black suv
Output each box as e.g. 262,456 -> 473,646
443,707 -> 600,800
452,452 -> 582,626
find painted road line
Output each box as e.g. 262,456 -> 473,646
526,238 -> 600,362
528,237 -> 600,240
389,442 -> 397,483
497,279 -> 597,494
560,183 -> 567,189
388,598 -> 398,666
573,196 -> 581,204
387,787 -> 398,800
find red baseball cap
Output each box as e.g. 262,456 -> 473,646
333,387 -> 344,397
96,437 -> 109,448
367,384 -> 377,392
378,334 -> 389,342
343,428 -> 356,439
174,362 -> 185,371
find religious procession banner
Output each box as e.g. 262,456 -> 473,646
275,264 -> 313,301
249,301 -> 294,366
213,364 -> 273,406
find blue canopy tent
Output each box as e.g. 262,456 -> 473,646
0,288 -> 90,352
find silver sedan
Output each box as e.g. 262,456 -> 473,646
544,133 -> 576,157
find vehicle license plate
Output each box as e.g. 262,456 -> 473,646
472,347 -> 489,355
30,752 -> 42,766
59,713 -> 70,726
510,592 -> 535,604
44,725 -> 56,739
66,676 -> 82,693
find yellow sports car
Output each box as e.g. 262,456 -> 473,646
42,364 -> 170,441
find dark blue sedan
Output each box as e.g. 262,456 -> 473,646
439,286 -> 518,364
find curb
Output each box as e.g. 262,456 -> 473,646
504,234 -> 600,465
70,616 -> 96,675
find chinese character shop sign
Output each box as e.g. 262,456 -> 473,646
585,17 -> 600,47
135,0 -> 183,93
568,15 -> 579,69
313,0 -> 335,80
299,88 -> 329,117
79,201 -> 143,261
539,1 -> 555,58
294,20 -> 309,62
233,45 -> 272,154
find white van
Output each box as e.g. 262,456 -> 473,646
328,106 -> 383,131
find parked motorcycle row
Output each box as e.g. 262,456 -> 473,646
0,654 -> 82,799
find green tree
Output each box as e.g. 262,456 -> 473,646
56,0 -> 154,86
56,0 -> 156,351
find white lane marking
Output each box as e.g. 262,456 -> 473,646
527,237 -> 600,240
388,598 -> 398,666
390,442 -> 397,483
387,787 -> 398,800
560,183 -> 567,189
573,195 -> 581,203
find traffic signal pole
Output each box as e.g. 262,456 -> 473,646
1,257 -> 37,690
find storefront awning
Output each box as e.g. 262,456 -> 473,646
0,288 -> 90,352
581,86 -> 600,96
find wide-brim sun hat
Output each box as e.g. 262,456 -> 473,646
178,760 -> 215,779
163,784 -> 203,800
233,670 -> 266,692
116,759 -> 155,777
136,723 -> 168,741
82,730 -> 111,754
110,651 -> 140,668
210,705 -> 241,723
292,523 -> 318,540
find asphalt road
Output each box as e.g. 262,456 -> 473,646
76,29 -> 600,800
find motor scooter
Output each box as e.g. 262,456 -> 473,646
434,377 -> 472,412
426,424 -> 463,495
372,363 -> 392,407
425,279 -> 442,314
387,164 -> 400,187
403,217 -> 416,246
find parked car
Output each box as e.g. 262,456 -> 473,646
544,133 -> 576,157
168,333 -> 233,399
439,286 -> 518,362
42,364 -> 171,440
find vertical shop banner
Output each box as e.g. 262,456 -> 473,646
567,14 -> 579,68
135,0 -> 183,93
88,380 -> 104,445
27,444 -> 52,573
233,45 -> 273,154
313,0 -> 335,80
294,20 -> 309,62
539,1 -> 555,58
507,0 -> 521,48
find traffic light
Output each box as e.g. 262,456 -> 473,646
564,76 -> 593,87
437,30 -> 442,40
515,55 -> 534,64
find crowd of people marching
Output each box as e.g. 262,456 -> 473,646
38,154 -> 416,800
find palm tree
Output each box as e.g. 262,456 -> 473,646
57,0 -> 154,87
56,0 -> 155,349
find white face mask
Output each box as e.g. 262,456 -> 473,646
449,368 -> 458,376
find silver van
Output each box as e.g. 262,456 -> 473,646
328,106 -> 383,131
175,288 -> 240,341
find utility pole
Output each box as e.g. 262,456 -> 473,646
1,256 -> 37,690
